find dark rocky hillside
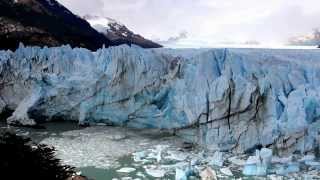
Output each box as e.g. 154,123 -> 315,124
0,0 -> 112,50
0,0 -> 161,50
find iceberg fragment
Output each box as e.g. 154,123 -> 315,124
243,148 -> 273,176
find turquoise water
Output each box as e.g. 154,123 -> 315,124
0,121 -> 256,180
0,122 -> 177,179
78,167 -> 119,180
1,121 -> 300,180
78,155 -> 175,180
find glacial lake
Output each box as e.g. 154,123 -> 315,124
0,121 -> 181,179
1,121 -> 295,180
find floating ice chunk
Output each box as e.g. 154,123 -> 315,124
133,151 -> 147,162
209,151 -> 224,167
165,150 -> 188,161
243,148 -> 273,176
272,156 -> 292,164
275,163 -> 300,175
268,174 -> 284,180
305,161 -> 320,169
260,148 -> 273,165
220,167 -> 233,176
243,155 -> 266,176
136,172 -> 146,178
299,154 -> 315,162
175,166 -> 196,180
145,145 -> 169,163
17,131 -> 30,137
228,156 -> 246,166
199,167 -> 217,180
145,168 -> 166,178
191,158 -> 200,166
175,168 -> 187,180
121,177 -> 132,180
96,123 -> 107,126
163,161 -> 188,169
156,149 -> 162,163
116,167 -> 136,173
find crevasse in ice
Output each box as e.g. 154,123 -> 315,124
0,44 -> 319,153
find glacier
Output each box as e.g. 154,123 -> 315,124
0,44 -> 320,154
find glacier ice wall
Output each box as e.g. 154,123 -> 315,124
0,44 -> 320,153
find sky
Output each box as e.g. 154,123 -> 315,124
57,0 -> 320,47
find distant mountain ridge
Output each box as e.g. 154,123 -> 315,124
0,0 -> 161,50
288,29 -> 320,46
84,15 -> 162,48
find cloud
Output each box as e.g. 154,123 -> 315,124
287,29 -> 320,46
57,0 -> 104,15
57,0 -> 320,46
155,31 -> 188,45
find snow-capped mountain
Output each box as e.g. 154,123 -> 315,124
84,15 -> 162,48
0,0 -> 161,50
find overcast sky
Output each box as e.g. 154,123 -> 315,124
57,0 -> 320,46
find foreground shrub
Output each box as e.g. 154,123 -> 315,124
0,129 -> 75,180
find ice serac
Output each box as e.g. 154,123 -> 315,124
0,45 -> 320,154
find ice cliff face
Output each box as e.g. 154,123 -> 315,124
0,45 -> 319,154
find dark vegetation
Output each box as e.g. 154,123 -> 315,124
0,129 -> 75,180
0,107 -> 14,122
